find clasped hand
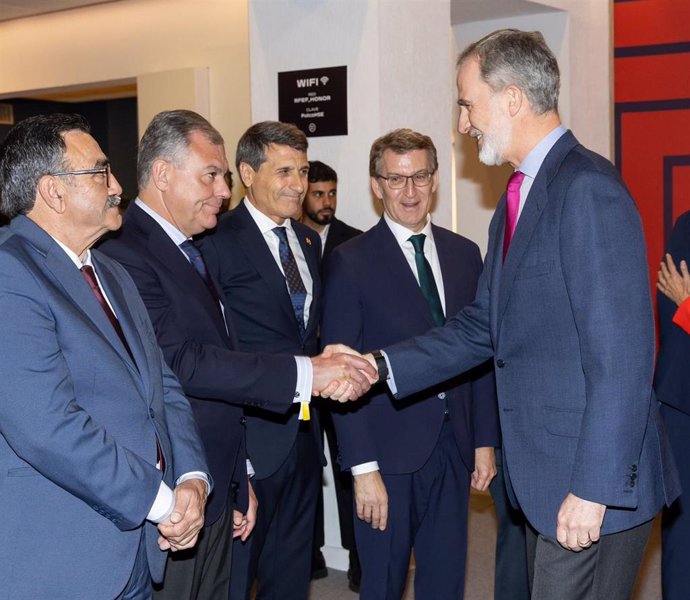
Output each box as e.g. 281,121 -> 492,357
157,479 -> 208,552
311,345 -> 378,401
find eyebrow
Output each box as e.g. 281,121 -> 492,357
457,98 -> 470,107
95,158 -> 110,169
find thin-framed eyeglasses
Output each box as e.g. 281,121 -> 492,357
49,163 -> 111,188
376,170 -> 435,189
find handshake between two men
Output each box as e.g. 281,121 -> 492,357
311,344 -> 378,401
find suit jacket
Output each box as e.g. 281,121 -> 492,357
322,219 -> 498,474
384,131 -> 681,538
201,200 -> 325,478
655,210 -> 690,415
0,216 -> 207,600
99,203 -> 297,522
322,217 -> 362,272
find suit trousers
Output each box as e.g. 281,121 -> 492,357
354,421 -> 471,600
661,403 -> 690,600
230,425 -> 322,600
489,450 -> 530,600
526,517 -> 652,600
153,505 -> 235,600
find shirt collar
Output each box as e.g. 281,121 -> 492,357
243,196 -> 294,235
383,212 -> 433,246
518,125 -> 567,179
51,236 -> 92,269
135,197 -> 188,247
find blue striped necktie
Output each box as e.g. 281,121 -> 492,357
273,226 -> 307,337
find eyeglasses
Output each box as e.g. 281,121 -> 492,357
376,170 -> 435,189
49,163 -> 111,188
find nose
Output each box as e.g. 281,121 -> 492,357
216,175 -> 231,201
457,107 -> 471,135
292,171 -> 306,194
403,176 -> 416,197
109,171 -> 123,196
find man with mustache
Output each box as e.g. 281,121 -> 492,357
361,29 -> 681,600
0,113 -> 209,600
100,111 -> 373,600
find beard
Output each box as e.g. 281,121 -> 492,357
306,207 -> 334,226
473,98 -> 512,166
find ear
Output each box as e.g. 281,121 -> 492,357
238,162 -> 255,188
430,168 -> 440,194
370,176 -> 384,200
505,84 -> 523,117
36,175 -> 66,214
151,158 -> 171,191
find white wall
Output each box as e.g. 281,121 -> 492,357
0,0 -> 252,170
249,0 -> 454,232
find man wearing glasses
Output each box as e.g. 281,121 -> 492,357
0,113 -> 209,600
321,128 -> 499,599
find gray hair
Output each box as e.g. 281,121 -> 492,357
457,29 -> 560,115
236,121 -> 308,174
137,109 -> 224,188
0,113 -> 89,219
369,128 -> 438,177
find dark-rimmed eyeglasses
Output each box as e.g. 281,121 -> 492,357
49,163 -> 111,188
376,170 -> 434,189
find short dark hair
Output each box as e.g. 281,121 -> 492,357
0,113 -> 90,219
138,109 -> 224,188
308,160 -> 337,184
457,29 -> 560,115
236,121 -> 308,173
369,128 -> 438,177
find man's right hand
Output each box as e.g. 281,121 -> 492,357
354,471 -> 388,531
311,345 -> 377,401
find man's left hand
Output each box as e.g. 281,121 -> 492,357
233,480 -> 258,542
471,446 -> 497,491
157,478 -> 208,551
556,492 -> 606,552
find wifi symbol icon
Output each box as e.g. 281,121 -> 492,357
320,76 -> 330,86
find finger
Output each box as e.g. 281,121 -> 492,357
356,498 -> 366,522
681,260 -> 690,280
363,501 -> 373,524
370,502 -> 380,529
665,254 -> 679,274
379,501 -> 388,531
589,526 -> 601,543
158,535 -> 171,551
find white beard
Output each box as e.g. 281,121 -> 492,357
477,99 -> 512,166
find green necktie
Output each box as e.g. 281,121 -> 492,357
409,234 -> 445,327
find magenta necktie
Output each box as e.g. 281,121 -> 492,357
502,170 -> 525,261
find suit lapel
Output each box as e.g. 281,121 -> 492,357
233,202 -> 307,335
295,221 -> 321,338
496,130 -> 579,327
433,225 -> 460,317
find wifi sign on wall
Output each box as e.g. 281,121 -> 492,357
278,66 -> 347,137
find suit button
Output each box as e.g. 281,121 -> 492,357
240,416 -> 247,425
496,359 -> 505,368
631,473 -> 637,481
149,408 -> 155,419
438,392 -> 446,400
631,464 -> 638,472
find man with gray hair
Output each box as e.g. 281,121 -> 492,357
358,29 -> 680,599
99,110 -> 374,600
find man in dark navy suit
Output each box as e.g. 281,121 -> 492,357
202,121 -> 368,600
322,128 -> 499,600
100,111 -> 373,600
300,159 -> 363,590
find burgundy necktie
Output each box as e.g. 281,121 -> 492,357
80,265 -> 165,471
503,170 -> 525,261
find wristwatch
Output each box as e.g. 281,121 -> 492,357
371,350 -> 389,383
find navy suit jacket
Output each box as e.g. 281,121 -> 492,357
322,219 -> 498,474
99,203 -> 297,522
384,131 -> 681,538
322,217 -> 362,272
0,216 -> 207,600
655,210 -> 690,415
201,200 -> 325,479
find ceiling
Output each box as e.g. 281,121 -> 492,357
0,0 -> 119,22
451,0 -> 560,24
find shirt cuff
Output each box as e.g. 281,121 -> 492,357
294,355 -> 313,403
147,481 -> 175,523
351,461 -> 380,476
176,471 -> 212,495
380,350 -> 397,395
246,459 -> 255,478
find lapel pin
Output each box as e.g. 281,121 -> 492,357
306,237 -> 312,245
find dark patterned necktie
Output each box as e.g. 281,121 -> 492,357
273,226 -> 307,337
409,234 -> 445,327
179,240 -> 220,303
